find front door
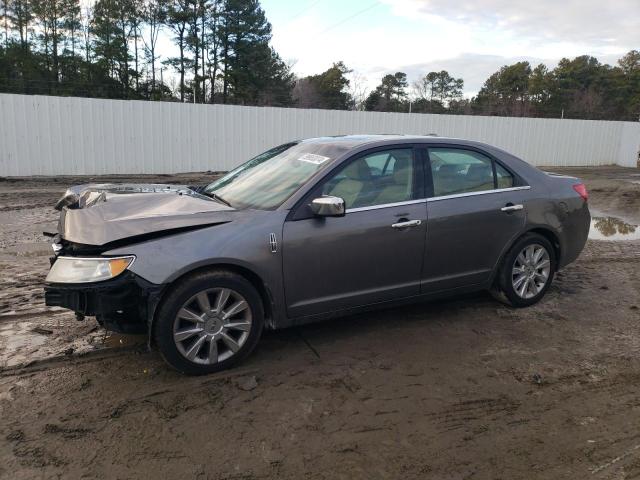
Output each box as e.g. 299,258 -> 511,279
422,146 -> 527,292
283,147 -> 427,318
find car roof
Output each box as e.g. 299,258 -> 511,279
298,134 -> 483,149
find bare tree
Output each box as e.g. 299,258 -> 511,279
2,0 -> 10,47
292,77 -> 320,108
80,3 -> 91,63
413,72 -> 437,102
130,0 -> 142,91
204,1 -> 223,102
347,71 -> 368,110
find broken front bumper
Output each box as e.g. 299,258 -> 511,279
44,272 -> 163,334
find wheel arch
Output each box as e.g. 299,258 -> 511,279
526,227 -> 561,265
149,262 -> 276,342
490,226 -> 561,286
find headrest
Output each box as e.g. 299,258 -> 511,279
393,156 -> 411,183
437,164 -> 459,178
343,160 -> 371,180
466,163 -> 492,182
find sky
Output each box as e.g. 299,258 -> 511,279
260,0 -> 640,97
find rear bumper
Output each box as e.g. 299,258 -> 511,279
45,272 -> 164,334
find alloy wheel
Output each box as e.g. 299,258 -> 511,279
511,244 -> 551,299
172,288 -> 252,365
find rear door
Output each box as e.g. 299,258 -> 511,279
421,146 -> 527,292
282,147 -> 427,318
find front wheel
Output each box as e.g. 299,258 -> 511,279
154,270 -> 264,375
494,233 -> 556,308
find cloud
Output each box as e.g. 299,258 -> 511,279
381,0 -> 639,48
273,12 -> 472,78
267,0 -> 637,97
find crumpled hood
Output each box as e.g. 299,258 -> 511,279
54,183 -> 208,210
57,183 -> 236,246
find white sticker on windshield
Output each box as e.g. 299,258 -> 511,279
298,153 -> 330,165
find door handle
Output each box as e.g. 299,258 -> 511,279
500,204 -> 524,213
391,219 -> 422,229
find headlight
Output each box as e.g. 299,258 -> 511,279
46,256 -> 135,283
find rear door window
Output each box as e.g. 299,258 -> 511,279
428,148 -> 496,197
495,162 -> 514,188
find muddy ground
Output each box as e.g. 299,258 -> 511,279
0,166 -> 639,479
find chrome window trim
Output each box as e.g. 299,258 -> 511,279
346,198 -> 427,213
426,186 -> 531,202
343,186 -> 531,213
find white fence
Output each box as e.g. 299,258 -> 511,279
1,93 -> 638,176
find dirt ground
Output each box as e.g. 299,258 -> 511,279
0,166 -> 639,479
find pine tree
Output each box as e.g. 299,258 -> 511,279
141,0 -> 166,97
294,62 -> 352,110
365,72 -> 408,112
91,0 -> 135,96
31,0 -> 81,88
10,0 -> 32,51
165,0 -> 190,100
216,0 -> 292,105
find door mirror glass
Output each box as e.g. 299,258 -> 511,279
310,196 -> 345,217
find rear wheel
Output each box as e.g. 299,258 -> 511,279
494,233 -> 556,307
154,270 -> 264,375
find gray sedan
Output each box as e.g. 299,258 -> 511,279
44,135 -> 590,374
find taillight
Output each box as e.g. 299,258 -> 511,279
573,183 -> 588,201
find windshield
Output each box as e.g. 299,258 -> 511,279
203,142 -> 340,210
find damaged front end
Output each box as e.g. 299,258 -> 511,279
54,182 -> 206,211
45,182 -> 236,334
44,238 -> 165,334
45,270 -> 162,334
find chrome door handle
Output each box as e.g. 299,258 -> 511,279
501,204 -> 524,212
391,219 -> 422,229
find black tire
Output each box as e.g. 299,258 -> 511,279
495,233 -> 556,308
153,269 -> 264,375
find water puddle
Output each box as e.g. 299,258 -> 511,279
589,216 -> 640,241
0,315 -> 147,369
0,321 -> 49,367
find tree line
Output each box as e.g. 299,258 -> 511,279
0,0 -> 294,104
1,0 -> 638,120
294,53 -> 640,121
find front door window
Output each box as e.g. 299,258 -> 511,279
321,148 -> 416,209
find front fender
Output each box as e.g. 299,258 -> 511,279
104,210 -> 288,327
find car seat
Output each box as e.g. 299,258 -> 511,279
433,164 -> 460,195
374,155 -> 412,204
328,160 -> 372,208
465,163 -> 494,191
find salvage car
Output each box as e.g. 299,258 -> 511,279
44,135 -> 590,374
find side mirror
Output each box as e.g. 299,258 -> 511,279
310,196 -> 345,217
